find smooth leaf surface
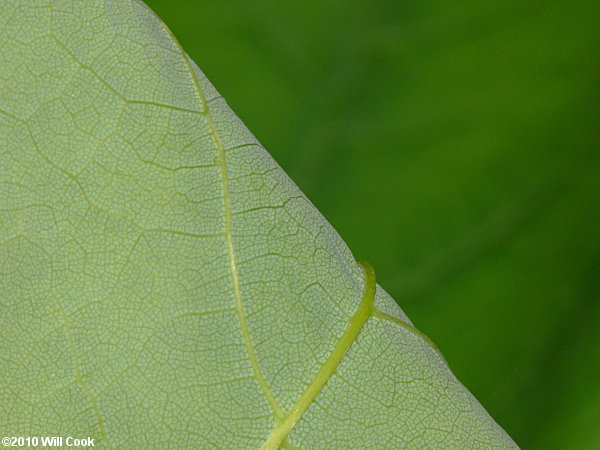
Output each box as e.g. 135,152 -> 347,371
0,1 -> 516,448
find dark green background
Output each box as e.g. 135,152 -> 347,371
145,0 -> 600,447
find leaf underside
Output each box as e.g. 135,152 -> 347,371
0,1 -> 516,448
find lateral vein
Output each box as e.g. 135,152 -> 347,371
261,260 -> 377,449
371,307 -> 447,364
157,19 -> 284,419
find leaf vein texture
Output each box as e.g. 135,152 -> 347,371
261,260 -> 377,449
155,15 -> 285,419
0,1 -> 518,447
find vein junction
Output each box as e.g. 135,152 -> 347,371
159,16 -> 443,447
261,260 -> 377,450
159,22 -> 284,418
260,261 -> 445,449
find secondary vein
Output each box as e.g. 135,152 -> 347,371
158,20 -> 284,418
370,308 -> 447,363
260,260 -> 377,449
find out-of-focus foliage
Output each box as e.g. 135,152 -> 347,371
145,0 -> 600,447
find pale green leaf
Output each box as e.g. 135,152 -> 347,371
0,1 -> 516,448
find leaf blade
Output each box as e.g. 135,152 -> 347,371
0,1 -> 517,448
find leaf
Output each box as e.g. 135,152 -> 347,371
137,1 -> 600,447
0,1 -> 516,448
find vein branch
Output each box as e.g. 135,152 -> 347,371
56,303 -> 114,449
370,308 -> 446,363
157,20 -> 284,419
261,260 -> 377,449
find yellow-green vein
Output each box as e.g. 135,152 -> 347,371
260,260 -> 377,449
370,308 -> 447,364
56,301 -> 114,450
155,13 -> 284,419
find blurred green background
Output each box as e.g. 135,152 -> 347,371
145,0 -> 599,447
